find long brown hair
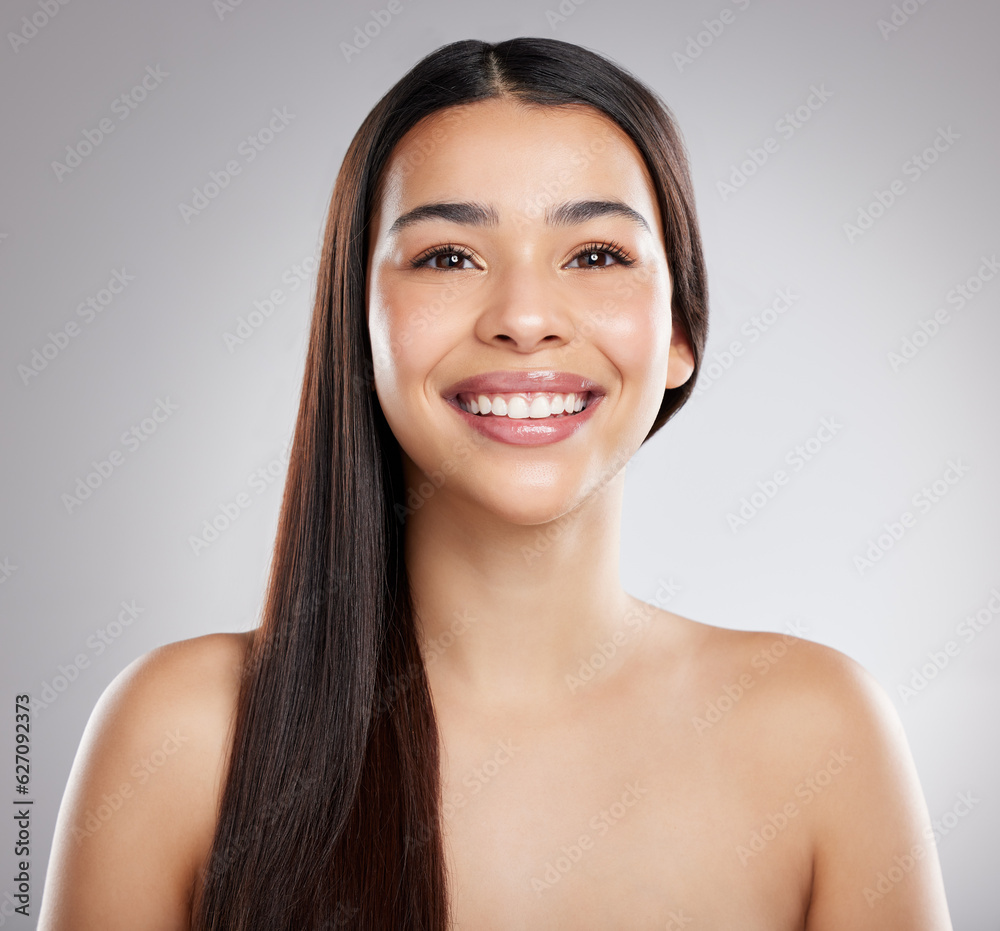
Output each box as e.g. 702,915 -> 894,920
193,36 -> 709,929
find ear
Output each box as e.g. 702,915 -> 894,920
665,323 -> 695,390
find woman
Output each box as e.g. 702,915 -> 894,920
39,37 -> 953,929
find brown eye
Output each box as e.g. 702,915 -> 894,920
433,252 -> 469,269
410,245 -> 476,270
567,241 -> 635,269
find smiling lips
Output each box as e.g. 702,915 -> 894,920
443,370 -> 605,445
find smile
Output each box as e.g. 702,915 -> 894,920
455,391 -> 594,419
445,392 -> 603,446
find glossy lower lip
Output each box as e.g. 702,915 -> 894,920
445,395 -> 603,446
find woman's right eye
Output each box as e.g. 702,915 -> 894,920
410,246 -> 477,270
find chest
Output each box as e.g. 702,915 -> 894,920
434,704 -> 813,930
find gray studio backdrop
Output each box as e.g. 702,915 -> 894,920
1,0 -> 997,927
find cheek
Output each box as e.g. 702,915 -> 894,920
592,276 -> 673,395
368,276 -> 462,406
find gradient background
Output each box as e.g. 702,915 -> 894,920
1,0 -> 997,927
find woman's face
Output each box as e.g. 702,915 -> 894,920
366,97 -> 693,525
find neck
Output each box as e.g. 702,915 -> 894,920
402,461 -> 637,711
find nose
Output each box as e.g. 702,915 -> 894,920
473,257 -> 577,352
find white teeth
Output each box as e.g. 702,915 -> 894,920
528,396 -> 549,418
456,391 -> 591,418
506,396 -> 530,419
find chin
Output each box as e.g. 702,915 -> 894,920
462,467 -> 615,528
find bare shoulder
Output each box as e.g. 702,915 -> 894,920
108,629 -> 253,714
38,630 -> 255,931
649,608 -> 953,929
650,608 -> 902,747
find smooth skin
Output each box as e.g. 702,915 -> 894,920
38,97 -> 954,929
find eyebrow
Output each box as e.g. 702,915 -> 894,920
386,199 -> 652,236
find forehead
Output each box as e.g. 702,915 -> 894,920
370,97 -> 662,238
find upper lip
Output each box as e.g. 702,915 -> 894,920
443,370 -> 606,400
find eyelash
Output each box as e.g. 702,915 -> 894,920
409,240 -> 636,270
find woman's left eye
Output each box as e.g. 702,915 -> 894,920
567,241 -> 635,269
